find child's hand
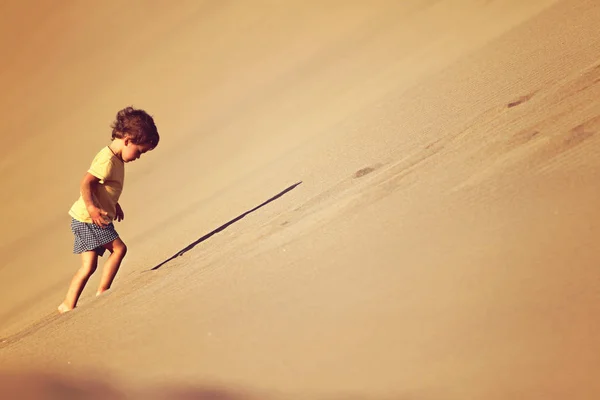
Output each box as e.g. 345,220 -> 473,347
115,203 -> 125,222
88,206 -> 109,227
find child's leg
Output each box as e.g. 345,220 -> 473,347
96,238 -> 127,296
58,251 -> 99,313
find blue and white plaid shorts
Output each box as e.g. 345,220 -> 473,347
71,218 -> 119,257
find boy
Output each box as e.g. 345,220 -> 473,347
58,107 -> 159,313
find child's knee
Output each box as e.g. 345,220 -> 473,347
80,263 -> 97,276
116,241 -> 127,257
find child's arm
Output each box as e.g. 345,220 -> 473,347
80,172 -> 109,227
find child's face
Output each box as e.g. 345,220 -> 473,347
122,139 -> 153,163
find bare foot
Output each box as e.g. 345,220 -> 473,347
96,290 -> 105,297
57,303 -> 73,314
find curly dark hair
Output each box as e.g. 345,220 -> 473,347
111,107 -> 159,148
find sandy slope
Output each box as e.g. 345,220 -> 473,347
2,0 -> 600,398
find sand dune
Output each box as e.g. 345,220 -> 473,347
2,1 -> 600,398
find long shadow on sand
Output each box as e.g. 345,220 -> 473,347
150,181 -> 302,271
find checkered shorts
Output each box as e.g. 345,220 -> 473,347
71,218 -> 119,257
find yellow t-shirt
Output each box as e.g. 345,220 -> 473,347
69,146 -> 125,223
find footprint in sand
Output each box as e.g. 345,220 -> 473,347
507,92 -> 535,108
354,166 -> 377,178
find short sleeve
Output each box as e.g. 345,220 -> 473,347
88,151 -> 114,183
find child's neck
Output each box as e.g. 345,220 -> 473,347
108,140 -> 125,161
